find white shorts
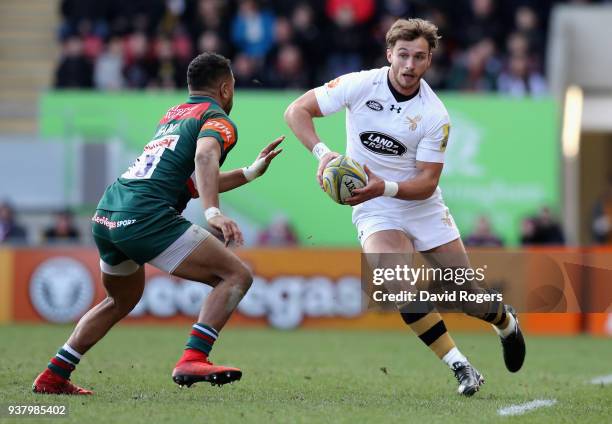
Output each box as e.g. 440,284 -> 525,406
100,224 -> 210,276
149,224 -> 210,273
353,199 -> 461,251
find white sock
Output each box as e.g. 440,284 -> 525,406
63,343 -> 83,360
493,313 -> 516,338
442,347 -> 468,368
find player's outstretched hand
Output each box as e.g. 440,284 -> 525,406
257,135 -> 285,165
245,136 -> 285,180
345,165 -> 384,206
208,215 -> 244,247
317,151 -> 340,188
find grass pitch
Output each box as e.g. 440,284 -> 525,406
1,324 -> 610,423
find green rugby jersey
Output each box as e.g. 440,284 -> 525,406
98,95 -> 238,213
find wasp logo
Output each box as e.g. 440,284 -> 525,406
406,115 -> 422,131
441,210 -> 453,227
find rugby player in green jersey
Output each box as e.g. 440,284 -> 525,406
33,52 -> 284,395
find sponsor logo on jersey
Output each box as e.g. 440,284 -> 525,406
29,257 -> 95,323
359,131 -> 407,156
440,123 -> 450,152
201,118 -> 236,150
365,100 -> 383,111
406,115 -> 422,131
159,102 -> 211,124
144,134 -> 180,152
389,105 -> 402,114
121,134 -> 181,180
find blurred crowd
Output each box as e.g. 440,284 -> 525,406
0,203 -> 81,245
464,207 -> 566,248
465,177 -> 612,246
5,194 -> 612,246
0,200 -> 300,247
463,177 -> 612,247
54,0 -> 605,94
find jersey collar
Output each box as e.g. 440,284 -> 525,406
187,95 -> 220,106
386,71 -> 420,103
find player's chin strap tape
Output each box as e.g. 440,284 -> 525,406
383,181 -> 399,197
205,207 -> 221,222
242,157 -> 266,182
312,142 -> 331,160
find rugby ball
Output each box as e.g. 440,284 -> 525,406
322,155 -> 368,204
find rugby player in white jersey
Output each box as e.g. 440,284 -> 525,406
285,18 -> 525,396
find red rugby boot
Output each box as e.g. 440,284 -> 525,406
172,355 -> 241,388
32,368 -> 93,395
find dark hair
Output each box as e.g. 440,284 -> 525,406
187,52 -> 232,91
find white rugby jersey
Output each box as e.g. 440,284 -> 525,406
314,66 -> 451,214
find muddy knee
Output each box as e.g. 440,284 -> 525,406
230,263 -> 253,292
223,264 -> 252,309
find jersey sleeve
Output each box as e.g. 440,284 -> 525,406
314,72 -> 364,115
416,113 -> 451,163
198,114 -> 238,156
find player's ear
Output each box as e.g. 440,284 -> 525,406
220,80 -> 230,100
386,48 -> 393,64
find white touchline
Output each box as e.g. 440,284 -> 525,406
590,374 -> 612,385
497,399 -> 557,417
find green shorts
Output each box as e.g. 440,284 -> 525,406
91,207 -> 194,266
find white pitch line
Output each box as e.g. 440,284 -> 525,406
590,374 -> 612,385
497,399 -> 557,417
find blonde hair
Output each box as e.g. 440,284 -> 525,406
385,18 -> 440,50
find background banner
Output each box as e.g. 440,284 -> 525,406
0,249 -> 13,323
2,247 -> 609,336
40,92 -> 559,246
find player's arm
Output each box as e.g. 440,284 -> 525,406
344,161 -> 442,206
284,89 -> 323,150
284,89 -> 340,187
194,137 -> 243,246
396,161 -> 443,200
217,169 -> 248,193
218,136 -> 285,193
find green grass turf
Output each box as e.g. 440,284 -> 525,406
0,324 -> 611,423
